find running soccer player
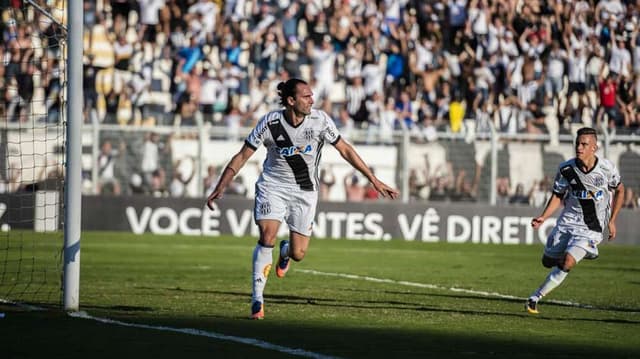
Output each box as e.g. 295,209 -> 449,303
206,78 -> 399,319
525,127 -> 625,314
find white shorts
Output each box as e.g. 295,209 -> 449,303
254,182 -> 318,237
544,227 -> 602,260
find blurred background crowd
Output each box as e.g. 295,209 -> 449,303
1,0 -> 639,208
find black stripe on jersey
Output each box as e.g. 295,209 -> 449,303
267,119 -> 314,191
313,141 -> 324,190
560,165 -> 602,232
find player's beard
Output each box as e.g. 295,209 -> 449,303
295,104 -> 312,117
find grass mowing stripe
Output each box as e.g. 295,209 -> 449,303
295,269 -> 611,311
69,311 -> 340,359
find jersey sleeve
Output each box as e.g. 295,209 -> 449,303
607,160 -> 622,189
552,167 -> 569,196
320,111 -> 341,145
245,115 -> 270,150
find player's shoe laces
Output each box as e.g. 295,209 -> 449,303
276,240 -> 290,278
250,301 -> 264,320
525,298 -> 539,314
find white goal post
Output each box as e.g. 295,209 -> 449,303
62,0 -> 82,312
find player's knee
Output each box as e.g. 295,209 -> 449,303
258,230 -> 278,246
290,248 -> 306,262
258,233 -> 277,247
561,256 -> 576,272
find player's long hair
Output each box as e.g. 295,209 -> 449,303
277,78 -> 308,107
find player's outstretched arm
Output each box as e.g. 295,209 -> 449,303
531,192 -> 563,229
206,144 -> 255,210
608,182 -> 625,240
333,138 -> 399,199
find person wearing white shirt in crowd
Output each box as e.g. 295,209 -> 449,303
138,0 -> 165,42
630,26 -> 640,103
609,34 -> 632,78
188,0 -> 219,35
545,41 -> 567,103
308,35 -> 337,104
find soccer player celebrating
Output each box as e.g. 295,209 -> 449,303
206,78 -> 399,319
526,127 -> 625,314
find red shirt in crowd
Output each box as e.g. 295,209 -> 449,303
599,80 -> 617,108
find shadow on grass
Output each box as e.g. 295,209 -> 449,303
2,301 -> 638,359
154,287 -> 640,325
360,288 -> 640,313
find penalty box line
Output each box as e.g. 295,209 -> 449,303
69,311 -> 339,359
296,269 -> 596,310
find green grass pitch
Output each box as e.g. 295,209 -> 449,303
1,231 -> 639,358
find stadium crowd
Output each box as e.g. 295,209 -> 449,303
1,0 -> 640,205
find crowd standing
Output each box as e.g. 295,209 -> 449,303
1,0 -> 639,206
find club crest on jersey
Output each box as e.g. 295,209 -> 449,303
593,175 -> 605,187
304,128 -> 314,141
572,189 -> 604,201
278,144 -> 313,157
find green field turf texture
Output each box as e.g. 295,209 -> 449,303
1,231 -> 639,358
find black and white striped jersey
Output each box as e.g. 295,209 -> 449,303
552,157 -> 621,234
245,109 -> 341,192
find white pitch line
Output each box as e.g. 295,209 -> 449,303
69,311 -> 339,359
2,297 -> 337,358
296,269 -> 594,309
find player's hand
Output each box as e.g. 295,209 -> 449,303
608,221 -> 617,241
531,216 -> 545,229
373,180 -> 399,200
206,189 -> 223,211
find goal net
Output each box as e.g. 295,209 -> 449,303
0,0 -> 67,307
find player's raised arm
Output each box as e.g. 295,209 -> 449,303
206,143 -> 255,210
333,137 -> 399,199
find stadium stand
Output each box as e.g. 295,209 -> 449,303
2,0 -> 640,206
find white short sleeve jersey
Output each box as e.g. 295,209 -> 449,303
245,109 -> 341,191
551,157 -> 621,234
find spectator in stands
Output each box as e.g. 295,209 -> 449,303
203,164 -> 218,195
408,168 -> 422,201
379,96 -> 396,145
509,183 -> 530,205
345,75 -> 368,127
529,178 -> 550,208
141,132 -> 163,189
138,0 -> 164,44
451,169 -> 476,202
596,72 -> 624,128
344,171 -> 365,202
129,173 -> 145,195
308,34 -> 336,107
496,177 -> 510,206
149,168 -> 168,197
8,0 -> 640,204
394,89 -> 413,130
428,176 -> 450,202
97,140 -> 122,196
623,187 -> 638,210
319,166 -> 336,201
364,179 -> 379,200
169,157 -> 196,198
